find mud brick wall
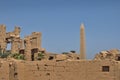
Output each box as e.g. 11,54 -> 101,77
15,60 -> 119,80
0,60 -> 120,80
17,61 -> 55,80
0,61 -> 9,80
114,61 -> 120,80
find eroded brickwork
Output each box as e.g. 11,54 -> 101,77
0,61 -> 9,80
0,25 -> 6,53
0,60 -> 120,80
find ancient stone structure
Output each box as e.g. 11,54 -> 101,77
94,49 -> 120,60
24,32 -> 42,61
80,23 -> 86,59
31,32 -> 41,50
0,25 -> 80,61
0,58 -> 120,80
24,36 -> 32,61
0,25 -> 6,53
0,24 -> 120,80
0,25 -> 43,61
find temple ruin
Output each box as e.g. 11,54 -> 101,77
0,24 -> 44,61
0,24 -> 80,61
0,24 -> 120,80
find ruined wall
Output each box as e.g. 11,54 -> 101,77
15,60 -> 119,80
0,61 -> 10,80
0,25 -> 7,53
0,60 -> 120,80
11,38 -> 21,53
24,36 -> 32,60
115,61 -> 120,80
31,32 -> 41,50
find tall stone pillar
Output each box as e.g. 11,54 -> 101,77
14,26 -> 21,37
31,32 -> 41,50
11,38 -> 20,53
24,36 -> 32,61
0,25 -> 7,53
80,23 -> 86,59
20,39 -> 24,49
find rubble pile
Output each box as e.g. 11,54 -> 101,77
94,49 -> 120,60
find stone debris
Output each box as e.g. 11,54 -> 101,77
94,49 -> 120,60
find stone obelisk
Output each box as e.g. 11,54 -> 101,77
80,23 -> 86,59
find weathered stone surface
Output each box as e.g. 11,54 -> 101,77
0,25 -> 43,61
0,60 -> 119,80
80,23 -> 86,60
94,49 -> 120,60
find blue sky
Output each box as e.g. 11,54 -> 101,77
0,0 -> 120,59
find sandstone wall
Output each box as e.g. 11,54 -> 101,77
115,61 -> 120,80
0,61 -> 9,80
0,60 -> 120,80
15,60 -> 119,80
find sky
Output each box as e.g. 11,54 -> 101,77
0,0 -> 120,59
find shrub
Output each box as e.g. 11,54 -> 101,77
11,53 -> 25,60
37,52 -> 44,60
0,52 -> 10,58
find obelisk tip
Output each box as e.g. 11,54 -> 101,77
80,23 -> 85,29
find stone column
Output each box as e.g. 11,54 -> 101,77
0,25 -> 7,53
31,32 -> 42,50
11,38 -> 20,53
24,36 -> 32,61
80,23 -> 86,59
20,39 -> 24,49
14,26 -> 21,37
